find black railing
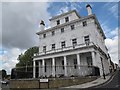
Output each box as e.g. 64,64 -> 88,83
11,65 -> 100,79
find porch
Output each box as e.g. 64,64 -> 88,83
33,52 -> 100,78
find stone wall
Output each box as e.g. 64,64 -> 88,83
10,77 -> 97,89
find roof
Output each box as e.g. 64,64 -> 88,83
49,10 -> 81,21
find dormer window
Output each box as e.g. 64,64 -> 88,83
65,17 -> 69,22
57,20 -> 60,25
83,21 -> 87,27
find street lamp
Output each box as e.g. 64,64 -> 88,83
101,58 -> 106,79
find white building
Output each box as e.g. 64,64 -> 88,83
33,4 -> 110,78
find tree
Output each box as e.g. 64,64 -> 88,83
14,46 -> 39,78
1,69 -> 7,79
16,46 -> 39,68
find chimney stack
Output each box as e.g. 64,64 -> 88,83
86,4 -> 92,15
40,20 -> 45,31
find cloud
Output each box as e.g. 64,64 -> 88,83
2,2 -> 50,49
109,4 -> 118,18
0,48 -> 25,74
1,2 -> 51,74
105,28 -> 118,64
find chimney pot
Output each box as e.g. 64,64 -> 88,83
40,20 -> 45,31
86,4 -> 92,15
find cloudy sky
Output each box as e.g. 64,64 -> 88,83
0,1 -> 119,74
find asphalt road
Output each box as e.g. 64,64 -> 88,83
94,70 -> 120,89
1,70 -> 120,90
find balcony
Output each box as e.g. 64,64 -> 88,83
34,42 -> 95,57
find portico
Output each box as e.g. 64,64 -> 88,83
33,51 -> 97,78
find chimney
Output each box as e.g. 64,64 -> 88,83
40,20 -> 45,31
86,4 -> 92,15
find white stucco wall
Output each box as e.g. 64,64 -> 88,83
50,11 -> 80,27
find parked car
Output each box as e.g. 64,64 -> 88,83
1,80 -> 9,85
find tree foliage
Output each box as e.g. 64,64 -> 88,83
16,46 -> 39,68
0,69 -> 7,79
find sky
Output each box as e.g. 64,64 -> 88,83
0,1 -> 119,74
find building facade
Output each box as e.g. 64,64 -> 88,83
33,4 -> 110,78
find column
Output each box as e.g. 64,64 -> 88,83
64,56 -> 67,76
33,60 -> 36,78
77,53 -> 81,70
38,61 -> 41,77
52,57 -> 55,77
42,59 -> 45,77
92,51 -> 96,66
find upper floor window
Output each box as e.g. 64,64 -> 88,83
61,28 -> 64,33
57,20 -> 60,25
84,35 -> 90,45
52,31 -> 55,36
43,46 -> 46,52
82,21 -> 87,27
71,25 -> 75,30
52,44 -> 55,50
43,34 -> 46,38
61,41 -> 66,48
65,17 -> 69,22
72,38 -> 77,47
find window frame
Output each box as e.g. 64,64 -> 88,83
65,17 -> 69,22
57,20 -> 60,25
43,33 -> 46,38
84,35 -> 90,45
61,28 -> 64,33
82,21 -> 87,27
61,41 -> 66,48
51,44 -> 55,50
43,46 -> 46,52
72,38 -> 77,46
52,31 -> 55,36
71,24 -> 75,30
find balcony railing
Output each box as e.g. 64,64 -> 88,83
34,42 -> 95,57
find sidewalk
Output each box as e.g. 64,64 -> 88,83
61,72 -> 115,89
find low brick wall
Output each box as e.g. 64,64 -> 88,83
10,76 -> 97,89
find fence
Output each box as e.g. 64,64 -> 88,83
11,65 -> 100,79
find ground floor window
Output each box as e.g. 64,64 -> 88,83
86,56 -> 92,66
74,59 -> 77,69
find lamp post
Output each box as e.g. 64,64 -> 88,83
101,58 -> 106,79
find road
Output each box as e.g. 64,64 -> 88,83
1,70 -> 120,90
94,70 -> 120,89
